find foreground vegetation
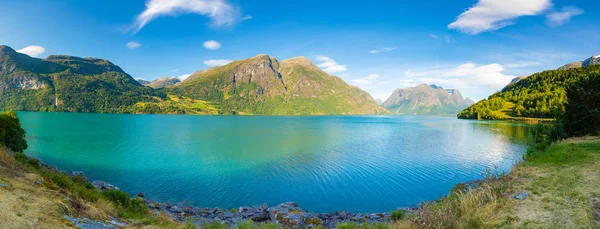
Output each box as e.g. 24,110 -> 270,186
458,65 -> 600,120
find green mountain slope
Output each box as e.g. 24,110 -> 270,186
0,45 -> 161,113
458,60 -> 600,120
170,55 -> 387,115
382,84 -> 473,115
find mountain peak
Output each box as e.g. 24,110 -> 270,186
583,55 -> 600,67
281,56 -> 317,68
0,45 -> 16,54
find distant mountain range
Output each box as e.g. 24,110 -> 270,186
138,77 -> 181,89
382,84 -> 473,115
458,54 -> 600,120
0,45 -> 386,115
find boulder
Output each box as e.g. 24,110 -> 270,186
267,202 -> 323,228
91,180 -> 119,191
513,191 -> 529,200
70,171 -> 88,182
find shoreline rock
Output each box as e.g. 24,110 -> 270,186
73,172 -> 397,228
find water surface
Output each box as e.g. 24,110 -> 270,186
18,112 -> 533,213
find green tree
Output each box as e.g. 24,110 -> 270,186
0,110 -> 28,152
562,74 -> 600,136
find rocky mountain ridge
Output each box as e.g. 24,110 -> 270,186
382,83 -> 473,115
173,54 -> 387,115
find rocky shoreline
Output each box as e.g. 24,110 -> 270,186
72,171 -> 397,228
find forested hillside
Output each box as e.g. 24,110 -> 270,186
458,65 -> 600,120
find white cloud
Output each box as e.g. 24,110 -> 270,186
126,41 -> 142,49
241,15 -> 253,20
315,56 -> 347,73
429,34 -> 439,39
130,0 -> 242,33
16,45 -> 45,57
545,6 -> 583,27
204,59 -> 232,66
178,73 -> 192,81
369,47 -> 396,54
203,40 -> 222,50
448,0 -> 552,34
350,74 -> 388,87
403,62 -> 516,99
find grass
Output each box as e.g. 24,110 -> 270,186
132,94 -> 220,115
391,136 -> 600,229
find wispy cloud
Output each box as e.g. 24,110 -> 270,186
350,74 -> 390,87
129,0 -> 243,33
403,62 -> 516,99
448,0 -> 552,34
16,45 -> 45,57
369,47 -> 396,54
429,34 -> 439,39
178,73 -> 192,81
315,56 -> 347,73
126,41 -> 142,49
546,6 -> 584,27
204,59 -> 232,66
203,40 -> 221,50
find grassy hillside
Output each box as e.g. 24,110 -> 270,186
171,55 -> 388,115
458,65 -> 600,120
1,45 -> 386,115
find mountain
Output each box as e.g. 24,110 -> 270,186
170,54 -> 387,115
382,84 -> 473,115
458,55 -> 600,120
0,45 -> 160,113
0,45 -> 385,115
146,77 -> 181,89
375,98 -> 383,105
558,55 -> 600,70
136,78 -> 151,85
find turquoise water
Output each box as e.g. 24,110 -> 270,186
18,112 -> 533,213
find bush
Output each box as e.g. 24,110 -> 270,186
0,110 -> 27,152
390,209 -> 405,221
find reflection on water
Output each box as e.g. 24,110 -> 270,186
18,112 -> 535,213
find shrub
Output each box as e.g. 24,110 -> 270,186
390,209 -> 405,221
0,110 -> 27,152
103,189 -> 130,207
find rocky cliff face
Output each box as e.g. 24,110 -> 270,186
0,45 -> 47,90
0,44 -> 153,112
175,55 -> 387,115
382,84 -> 473,115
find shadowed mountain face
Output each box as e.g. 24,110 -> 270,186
382,84 -> 473,115
171,55 -> 388,115
0,45 -> 157,113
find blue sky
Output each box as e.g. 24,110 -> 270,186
1,0 -> 599,101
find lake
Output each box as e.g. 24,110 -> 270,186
17,112 -> 534,213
